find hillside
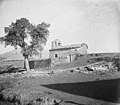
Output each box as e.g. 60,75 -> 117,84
0,49 -> 23,61
0,57 -> 5,61
0,49 -> 49,61
48,52 -> 120,71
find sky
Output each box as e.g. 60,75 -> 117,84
0,0 -> 120,54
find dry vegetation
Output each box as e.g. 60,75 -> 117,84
0,53 -> 119,105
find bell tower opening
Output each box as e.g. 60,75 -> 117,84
51,39 -> 62,49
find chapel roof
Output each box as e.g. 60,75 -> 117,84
49,43 -> 88,51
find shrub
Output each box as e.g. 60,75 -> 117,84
112,58 -> 120,71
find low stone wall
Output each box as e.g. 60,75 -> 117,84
29,59 -> 51,69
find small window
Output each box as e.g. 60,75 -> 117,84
58,43 -> 61,46
55,42 -> 57,47
55,54 -> 58,58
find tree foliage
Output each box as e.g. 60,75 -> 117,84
0,18 -> 50,58
0,18 -> 50,70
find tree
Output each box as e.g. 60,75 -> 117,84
0,18 -> 50,71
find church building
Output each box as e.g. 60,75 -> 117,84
49,39 -> 88,64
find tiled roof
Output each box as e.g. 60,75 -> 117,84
49,43 -> 88,51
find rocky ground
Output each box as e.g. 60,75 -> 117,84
0,53 -> 119,105
0,69 -> 120,105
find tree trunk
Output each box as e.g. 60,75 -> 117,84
24,56 -> 30,71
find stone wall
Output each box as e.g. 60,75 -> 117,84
77,44 -> 88,54
49,50 -> 70,64
49,45 -> 87,65
29,59 -> 51,69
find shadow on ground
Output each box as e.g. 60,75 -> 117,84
42,78 -> 120,103
64,101 -> 85,105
